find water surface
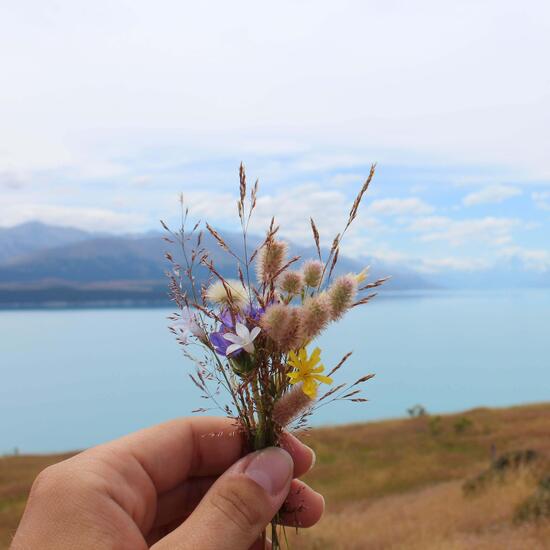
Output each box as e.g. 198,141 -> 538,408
1,290 -> 548,453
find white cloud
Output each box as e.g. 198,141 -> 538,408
417,257 -> 492,273
329,173 -> 367,187
368,198 -> 434,216
532,191 -> 550,211
367,248 -> 412,265
409,184 -> 429,194
0,204 -> 147,233
462,185 -> 522,206
408,216 -> 451,232
0,171 -> 25,190
1,1 -> 550,178
499,246 -> 550,271
365,248 -> 493,273
409,216 -> 520,246
176,184 -> 384,256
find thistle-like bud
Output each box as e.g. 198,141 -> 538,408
299,293 -> 331,344
327,275 -> 358,320
302,260 -> 323,287
278,270 -> 304,295
260,303 -> 302,351
204,279 -> 248,309
256,240 -> 288,284
273,383 -> 313,428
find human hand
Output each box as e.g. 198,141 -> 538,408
11,417 -> 324,550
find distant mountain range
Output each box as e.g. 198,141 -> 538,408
0,222 -> 431,307
0,222 -> 95,264
1,221 -> 547,307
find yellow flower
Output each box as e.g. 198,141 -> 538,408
287,347 -> 333,398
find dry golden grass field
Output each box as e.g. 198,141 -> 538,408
2,403 -> 550,549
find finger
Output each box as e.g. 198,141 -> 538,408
95,417 -> 315,496
279,479 -> 325,528
250,536 -> 272,550
279,432 -> 315,478
151,447 -> 293,550
147,516 -> 275,549
152,476 -> 323,531
153,476 -> 217,527
151,435 -> 313,529
96,416 -> 244,494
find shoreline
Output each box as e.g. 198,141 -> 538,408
3,400 -> 549,458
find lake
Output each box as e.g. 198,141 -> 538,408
1,289 -> 549,454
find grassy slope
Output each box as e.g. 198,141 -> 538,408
2,403 -> 550,549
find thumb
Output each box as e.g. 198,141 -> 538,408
152,447 -> 293,550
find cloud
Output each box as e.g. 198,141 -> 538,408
532,191 -> 550,211
409,216 -> 520,246
366,247 -> 493,273
367,198 -> 434,216
417,257 -> 492,273
462,185 -> 522,206
177,183 -> 385,256
2,1 -> 550,178
329,173 -> 367,187
131,175 -> 154,187
499,246 -> 550,271
0,171 -> 25,190
0,204 -> 147,233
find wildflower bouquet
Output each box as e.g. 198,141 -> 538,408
164,164 -> 387,548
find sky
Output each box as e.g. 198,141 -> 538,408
1,0 -> 549,275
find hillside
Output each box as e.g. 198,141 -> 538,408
2,403 -> 550,549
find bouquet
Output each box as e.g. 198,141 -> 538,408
163,164 -> 387,548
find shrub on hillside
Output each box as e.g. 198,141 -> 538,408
463,449 -> 538,495
515,475 -> 550,522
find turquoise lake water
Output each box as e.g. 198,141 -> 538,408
1,289 -> 549,454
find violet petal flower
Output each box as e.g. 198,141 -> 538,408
223,323 -> 261,355
210,330 -> 242,357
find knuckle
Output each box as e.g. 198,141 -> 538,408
30,463 -> 66,497
30,456 -> 107,503
210,477 -> 265,533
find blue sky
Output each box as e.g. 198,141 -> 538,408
1,1 -> 549,275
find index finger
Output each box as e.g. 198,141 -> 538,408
95,416 -> 314,494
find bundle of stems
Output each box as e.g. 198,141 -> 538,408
164,164 -> 386,548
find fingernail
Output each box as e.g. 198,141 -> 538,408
244,447 -> 293,497
307,446 -> 316,471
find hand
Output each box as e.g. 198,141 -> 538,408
11,417 -> 324,549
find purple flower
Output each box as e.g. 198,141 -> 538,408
210,331 -> 237,356
219,309 -> 238,330
210,306 -> 263,357
245,304 -> 264,322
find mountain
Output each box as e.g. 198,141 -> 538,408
0,222 -> 94,263
0,222 -> 432,307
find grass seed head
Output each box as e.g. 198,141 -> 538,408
256,240 -> 288,284
302,259 -> 324,288
260,303 -> 303,351
328,274 -> 358,320
279,270 -> 305,295
299,292 -> 331,344
273,383 -> 313,428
